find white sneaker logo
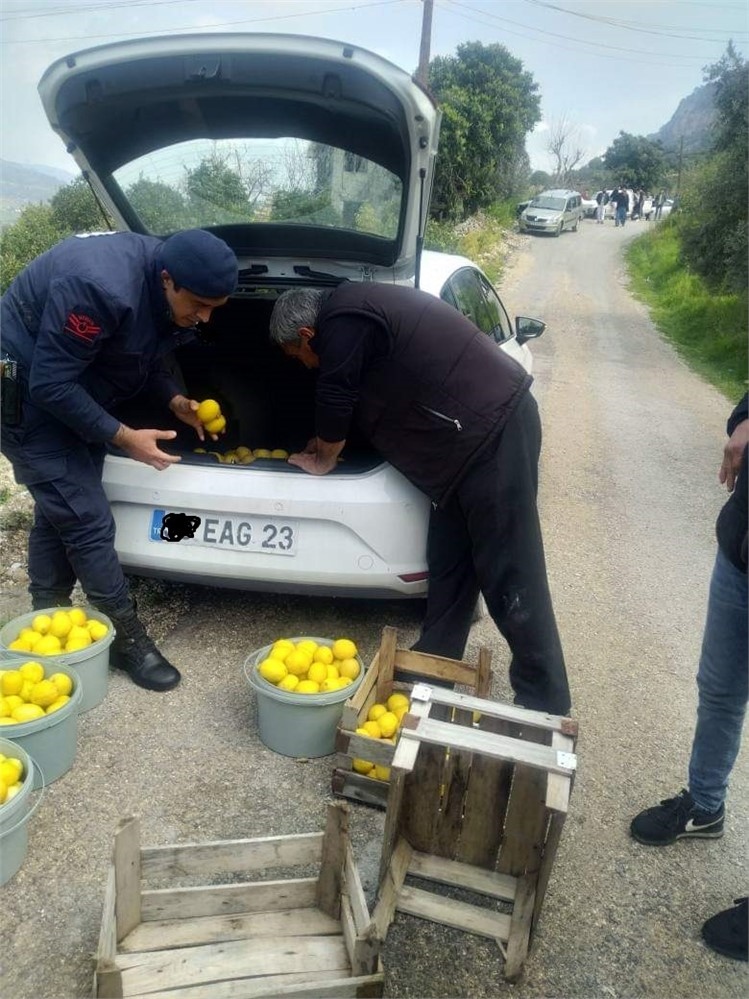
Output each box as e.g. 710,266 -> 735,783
685,817 -> 716,832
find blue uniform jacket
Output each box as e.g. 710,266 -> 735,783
1,231 -> 188,448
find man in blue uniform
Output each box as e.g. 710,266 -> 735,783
0,228 -> 238,691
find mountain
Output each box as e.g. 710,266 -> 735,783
0,159 -> 77,225
649,82 -> 717,154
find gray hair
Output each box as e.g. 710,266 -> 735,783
269,288 -> 328,346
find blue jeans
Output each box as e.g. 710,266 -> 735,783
688,549 -> 748,813
616,205 -> 627,226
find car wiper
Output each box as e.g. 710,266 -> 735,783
238,265 -> 269,277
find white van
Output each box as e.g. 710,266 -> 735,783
519,189 -> 583,236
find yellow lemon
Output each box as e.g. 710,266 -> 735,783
367,703 -> 388,723
67,626 -> 92,648
285,650 -> 312,677
49,673 -> 73,697
6,782 -> 23,800
19,627 -> 42,648
270,449 -> 289,459
12,703 -> 45,723
296,679 -> 320,694
338,658 -> 360,681
296,639 -> 318,655
19,680 -> 34,702
7,638 -> 33,652
362,720 -> 382,739
253,448 -> 272,458
394,705 -> 410,722
278,674 -> 300,692
0,779 -> 7,804
31,614 -> 52,635
313,645 -> 334,665
65,638 -> 91,653
197,399 -> 221,423
307,662 -> 328,684
320,678 -> 342,692
332,638 -> 357,660
338,677 -> 353,687
235,446 -> 251,458
0,757 -> 22,785
0,718 -> 17,726
88,620 -> 109,642
49,611 -> 72,640
373,764 -> 391,781
34,634 -> 62,655
204,414 -> 226,435
271,638 -> 295,656
0,698 -> 10,719
258,658 -> 287,685
30,680 -> 60,708
325,664 -> 340,681
377,712 -> 399,738
4,695 -> 23,712
238,454 -> 255,464
387,692 -> 410,713
1,672 -> 23,697
46,696 -> 70,714
19,661 -> 45,684
352,759 -> 374,775
68,607 -> 88,627
355,726 -> 370,735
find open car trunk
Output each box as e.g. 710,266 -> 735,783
111,295 -> 386,474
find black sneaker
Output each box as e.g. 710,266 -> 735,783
630,789 -> 724,846
702,898 -> 748,962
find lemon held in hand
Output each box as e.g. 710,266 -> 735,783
196,399 -> 221,424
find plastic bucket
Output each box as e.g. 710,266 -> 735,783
0,606 -> 113,712
0,660 -> 81,788
244,637 -> 365,758
0,737 -> 43,886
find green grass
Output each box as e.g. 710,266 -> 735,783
627,223 -> 748,401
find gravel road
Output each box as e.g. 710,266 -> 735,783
1,218 -> 746,999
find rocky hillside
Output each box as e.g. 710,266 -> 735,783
649,82 -> 717,154
0,159 -> 75,225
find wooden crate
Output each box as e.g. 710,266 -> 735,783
94,802 -> 383,999
371,686 -> 578,981
333,626 -> 492,808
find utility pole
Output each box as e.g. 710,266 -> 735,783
416,0 -> 434,87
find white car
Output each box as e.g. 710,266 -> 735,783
38,33 -> 545,599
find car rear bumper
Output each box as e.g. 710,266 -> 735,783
103,455 -> 431,597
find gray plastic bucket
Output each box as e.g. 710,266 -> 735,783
0,606 -> 113,712
0,737 -> 42,886
244,637 -> 365,758
0,660 -> 81,788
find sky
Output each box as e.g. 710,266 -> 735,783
1,0 -> 747,177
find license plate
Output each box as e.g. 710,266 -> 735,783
149,509 -> 297,556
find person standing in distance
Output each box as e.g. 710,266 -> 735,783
269,283 -> 571,716
0,228 -> 238,691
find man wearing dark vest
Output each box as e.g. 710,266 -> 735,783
269,283 -> 571,716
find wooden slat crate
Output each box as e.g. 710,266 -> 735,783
371,686 -> 578,981
94,802 -> 383,999
332,626 -> 492,808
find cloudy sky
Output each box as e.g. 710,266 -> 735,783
1,0 -> 747,176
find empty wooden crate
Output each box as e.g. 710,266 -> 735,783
372,686 -> 577,981
94,802 -> 383,998
333,626 -> 492,808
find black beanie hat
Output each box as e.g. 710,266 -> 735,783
160,229 -> 238,298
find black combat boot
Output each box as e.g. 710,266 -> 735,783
106,604 -> 181,692
31,591 -> 72,611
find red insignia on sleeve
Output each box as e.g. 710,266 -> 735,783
64,312 -> 102,343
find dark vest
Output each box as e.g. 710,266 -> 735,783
318,283 -> 531,502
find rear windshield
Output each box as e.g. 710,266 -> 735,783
112,136 -> 403,238
529,197 -> 566,211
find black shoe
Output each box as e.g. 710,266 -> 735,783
630,789 -> 724,846
702,898 -> 748,962
108,608 -> 181,692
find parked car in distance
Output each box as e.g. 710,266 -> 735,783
519,189 -> 583,236
580,194 -> 598,218
37,32 -> 546,601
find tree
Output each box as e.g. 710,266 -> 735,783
0,203 -> 60,291
427,42 -> 541,220
546,115 -> 586,187
50,176 -> 112,233
185,151 -> 250,224
603,132 -> 665,190
125,177 -> 191,233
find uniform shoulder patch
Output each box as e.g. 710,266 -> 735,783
64,311 -> 103,344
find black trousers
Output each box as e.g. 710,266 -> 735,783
411,392 -> 571,715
